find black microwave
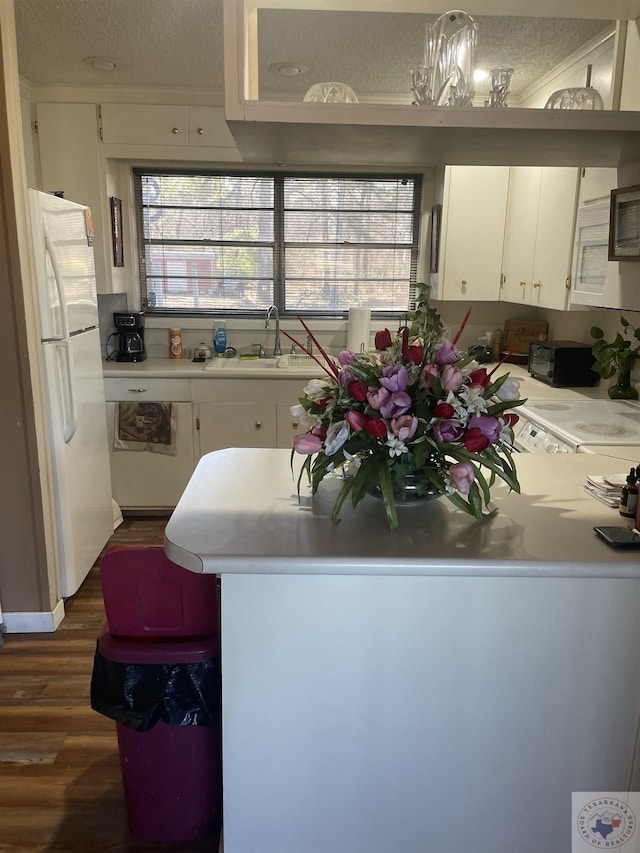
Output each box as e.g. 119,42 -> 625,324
528,340 -> 600,387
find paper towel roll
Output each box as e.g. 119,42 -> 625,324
347,309 -> 371,354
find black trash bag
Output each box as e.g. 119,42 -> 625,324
90,643 -> 221,732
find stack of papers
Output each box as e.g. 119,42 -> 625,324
584,474 -> 626,508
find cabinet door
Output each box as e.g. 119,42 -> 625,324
439,166 -> 509,301
276,402 -> 306,449
531,167 -> 579,310
501,167 -> 541,305
106,402 -> 194,509
188,106 -> 237,148
101,103 -> 188,145
197,403 -> 277,458
36,102 -> 111,294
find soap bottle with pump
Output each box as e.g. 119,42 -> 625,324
213,320 -> 227,357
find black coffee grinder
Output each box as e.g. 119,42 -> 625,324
114,312 -> 147,362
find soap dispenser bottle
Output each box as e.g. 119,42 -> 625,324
213,320 -> 227,357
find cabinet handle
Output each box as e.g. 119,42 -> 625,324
533,281 -> 541,288
171,127 -> 179,134
292,420 -> 299,429
197,127 -> 204,135
461,279 -> 467,286
255,421 -> 262,430
128,388 -> 147,393
520,280 -> 527,287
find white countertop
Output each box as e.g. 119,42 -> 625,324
164,447 -> 640,579
103,358 -> 615,396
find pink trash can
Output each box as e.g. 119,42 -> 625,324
96,630 -> 222,842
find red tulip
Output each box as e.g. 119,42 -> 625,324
348,380 -> 368,402
433,402 -> 455,419
375,328 -> 393,350
463,428 -> 490,453
364,417 -> 388,439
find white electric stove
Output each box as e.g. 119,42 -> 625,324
513,399 -> 640,454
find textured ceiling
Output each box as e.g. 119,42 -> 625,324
14,0 -> 611,100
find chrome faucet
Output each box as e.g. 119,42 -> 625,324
265,304 -> 282,357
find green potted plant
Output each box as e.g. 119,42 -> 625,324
591,316 -> 640,400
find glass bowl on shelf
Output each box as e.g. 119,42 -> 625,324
544,87 -> 604,110
303,82 -> 359,103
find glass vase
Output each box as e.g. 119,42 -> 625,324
609,354 -> 639,400
368,471 -> 442,504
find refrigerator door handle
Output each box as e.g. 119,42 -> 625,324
43,223 -> 70,341
57,340 -> 78,444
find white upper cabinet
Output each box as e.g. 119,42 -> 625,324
35,102 -> 112,294
99,104 -> 241,160
501,166 -> 579,310
436,166 -> 509,301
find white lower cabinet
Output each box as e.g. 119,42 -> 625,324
196,402 -> 277,457
276,402 -> 307,449
104,375 -> 313,507
106,401 -> 195,510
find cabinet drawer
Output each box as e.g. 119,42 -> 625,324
104,378 -> 191,402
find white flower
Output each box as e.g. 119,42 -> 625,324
324,421 -> 349,455
385,433 -> 408,457
341,450 -> 362,478
458,385 -> 489,416
290,403 -> 316,430
303,378 -> 330,400
495,378 -> 521,402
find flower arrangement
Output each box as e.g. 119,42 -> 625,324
285,284 -> 524,530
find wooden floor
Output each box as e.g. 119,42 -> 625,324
0,519 -> 221,852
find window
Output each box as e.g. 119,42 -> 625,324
134,169 -> 421,316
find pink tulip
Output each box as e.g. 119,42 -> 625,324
435,340 -> 460,365
338,350 -> 357,365
367,386 -> 390,411
293,433 -> 323,455
441,364 -> 464,393
391,415 -> 418,441
449,461 -> 475,495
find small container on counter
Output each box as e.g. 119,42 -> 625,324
619,467 -> 638,518
169,328 -> 183,359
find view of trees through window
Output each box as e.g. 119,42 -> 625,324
133,169 -> 421,316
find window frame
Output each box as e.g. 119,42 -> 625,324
133,167 -> 422,318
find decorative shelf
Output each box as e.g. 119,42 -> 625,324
227,101 -> 640,168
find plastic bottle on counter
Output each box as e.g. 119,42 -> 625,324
213,320 -> 227,357
169,328 -> 183,359
492,328 -> 503,362
619,467 -> 638,518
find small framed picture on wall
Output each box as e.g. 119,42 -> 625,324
429,204 -> 442,274
110,197 -> 124,267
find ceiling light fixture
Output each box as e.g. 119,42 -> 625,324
84,56 -> 116,72
269,61 -> 309,77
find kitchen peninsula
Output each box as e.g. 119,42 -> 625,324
165,448 -> 640,853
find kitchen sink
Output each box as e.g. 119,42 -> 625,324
203,353 -> 326,373
203,357 -> 279,371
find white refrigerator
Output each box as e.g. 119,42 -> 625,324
29,189 -> 114,598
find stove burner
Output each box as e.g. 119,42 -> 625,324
530,402 -> 574,411
573,421 -> 634,438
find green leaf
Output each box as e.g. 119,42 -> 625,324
330,477 -> 356,525
591,326 -> 604,340
377,461 -> 398,531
